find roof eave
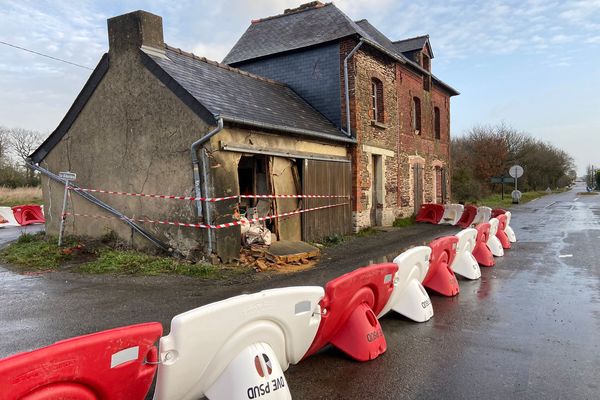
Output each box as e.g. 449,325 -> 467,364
221,115 -> 356,144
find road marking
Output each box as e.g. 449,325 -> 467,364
574,198 -> 579,202
558,254 -> 573,258
544,201 -> 557,208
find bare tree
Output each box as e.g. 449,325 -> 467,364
5,127 -> 46,184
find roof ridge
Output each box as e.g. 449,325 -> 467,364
392,34 -> 430,44
164,44 -> 285,86
251,1 -> 331,24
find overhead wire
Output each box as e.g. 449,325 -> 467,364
0,40 -> 93,70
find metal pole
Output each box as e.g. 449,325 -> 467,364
58,179 -> 70,246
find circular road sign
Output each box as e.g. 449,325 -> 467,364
509,165 -> 524,179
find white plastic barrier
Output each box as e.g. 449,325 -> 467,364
487,218 -> 504,257
505,211 -> 517,243
378,246 -> 433,322
153,287 -> 324,400
439,204 -> 464,226
451,229 -> 481,280
0,207 -> 19,227
472,206 -> 492,226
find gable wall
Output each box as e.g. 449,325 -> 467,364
41,50 -> 213,258
234,42 -> 342,127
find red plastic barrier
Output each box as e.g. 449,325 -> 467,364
457,205 -> 477,228
495,214 -> 511,250
472,223 -> 495,267
491,208 -> 506,219
0,322 -> 162,400
424,236 -> 460,296
12,205 -> 45,226
304,263 -> 397,362
415,204 -> 445,224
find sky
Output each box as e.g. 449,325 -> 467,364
1,0 -> 599,174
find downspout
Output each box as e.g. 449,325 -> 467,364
191,116 -> 224,257
343,39 -> 364,138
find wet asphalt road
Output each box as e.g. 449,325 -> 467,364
1,184 -> 599,399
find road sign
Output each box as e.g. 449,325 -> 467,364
491,176 -> 515,184
59,172 -> 77,181
509,165 -> 523,179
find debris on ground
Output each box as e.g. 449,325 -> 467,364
239,241 -> 320,272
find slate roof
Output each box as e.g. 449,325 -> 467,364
392,35 -> 432,57
223,3 -> 458,95
144,46 -> 350,142
223,3 -> 365,64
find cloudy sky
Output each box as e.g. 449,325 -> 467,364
1,0 -> 599,173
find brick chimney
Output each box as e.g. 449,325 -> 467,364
107,10 -> 164,56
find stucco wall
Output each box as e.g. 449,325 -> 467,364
41,49 -> 214,258
40,49 -> 349,262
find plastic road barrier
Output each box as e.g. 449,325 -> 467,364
0,206 -> 20,227
491,208 -> 506,219
303,264 -> 397,362
451,229 -> 482,280
0,322 -> 162,400
424,236 -> 460,296
487,218 -> 505,257
472,206 -> 492,226
153,287 -> 323,400
456,205 -> 477,229
439,204 -> 464,225
378,247 -> 434,322
504,211 -> 517,242
415,204 -> 445,224
12,205 -> 45,226
495,214 -> 511,250
472,223 -> 495,267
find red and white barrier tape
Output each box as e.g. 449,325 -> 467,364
67,187 -> 349,202
62,202 -> 349,230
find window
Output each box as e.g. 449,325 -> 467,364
422,54 -> 431,71
434,107 -> 441,139
371,78 -> 384,123
412,97 -> 421,133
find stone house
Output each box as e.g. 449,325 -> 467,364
30,10 -> 355,262
224,1 -> 459,230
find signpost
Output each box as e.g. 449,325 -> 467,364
509,165 -> 524,204
58,172 -> 76,246
490,176 -> 515,199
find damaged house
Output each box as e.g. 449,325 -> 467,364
224,1 -> 459,229
30,11 -> 353,262
30,2 -> 458,262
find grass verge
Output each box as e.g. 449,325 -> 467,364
77,250 -> 217,278
393,215 -> 415,228
0,233 -> 70,270
0,186 -> 43,207
1,233 -> 219,278
473,191 -> 554,209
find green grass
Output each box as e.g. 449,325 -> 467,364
356,227 -> 378,237
0,233 -> 71,270
473,191 -> 552,209
77,250 -> 218,278
577,192 -> 599,196
393,215 -> 415,228
0,186 -> 43,207
1,233 -> 219,278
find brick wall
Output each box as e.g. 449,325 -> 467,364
341,38 -> 453,230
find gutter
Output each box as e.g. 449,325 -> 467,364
343,39 -> 364,138
221,115 -> 356,144
190,116 -> 224,257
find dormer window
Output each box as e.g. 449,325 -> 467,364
412,96 -> 421,134
371,78 -> 384,123
422,54 -> 431,71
